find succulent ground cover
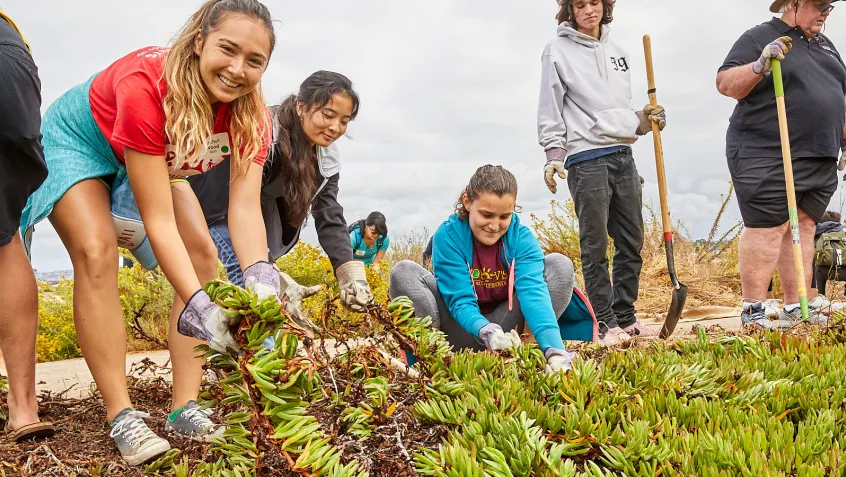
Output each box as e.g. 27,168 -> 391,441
3,280 -> 846,476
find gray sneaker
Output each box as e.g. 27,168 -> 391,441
779,305 -> 829,327
109,408 -> 171,466
741,302 -> 777,330
164,400 -> 224,442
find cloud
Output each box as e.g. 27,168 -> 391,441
5,0 -> 845,271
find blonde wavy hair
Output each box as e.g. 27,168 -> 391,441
163,0 -> 275,176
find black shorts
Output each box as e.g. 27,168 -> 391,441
0,26 -> 48,246
728,156 -> 837,228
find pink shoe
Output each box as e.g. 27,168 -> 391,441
598,327 -> 632,346
622,319 -> 660,338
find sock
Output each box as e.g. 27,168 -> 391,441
784,303 -> 800,312
742,301 -> 758,311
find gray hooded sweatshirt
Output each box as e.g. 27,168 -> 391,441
537,23 -> 642,164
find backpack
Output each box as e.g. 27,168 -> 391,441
349,222 -> 385,251
814,230 -> 846,268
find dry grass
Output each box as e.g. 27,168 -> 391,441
383,228 -> 431,273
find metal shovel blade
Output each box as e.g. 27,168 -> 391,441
659,281 -> 688,339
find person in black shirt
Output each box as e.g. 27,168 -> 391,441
717,0 -> 845,329
0,11 -> 54,441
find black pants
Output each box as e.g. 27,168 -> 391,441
0,21 -> 47,246
567,150 -> 644,329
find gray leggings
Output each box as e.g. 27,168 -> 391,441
388,253 -> 575,351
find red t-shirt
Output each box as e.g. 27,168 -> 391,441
88,46 -> 270,177
471,239 -> 510,314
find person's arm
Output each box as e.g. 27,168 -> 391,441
716,64 -> 766,100
312,174 -> 353,271
537,51 -> 569,158
717,35 -> 792,100
124,149 -> 201,302
512,226 -> 565,353
228,160 -> 268,270
431,228 -> 489,337
371,236 -> 389,270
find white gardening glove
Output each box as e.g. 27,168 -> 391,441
544,348 -> 576,375
636,104 -> 667,135
478,323 -> 522,351
177,290 -> 241,354
279,272 -> 322,337
543,148 -> 567,194
336,261 -> 374,313
243,261 -> 281,300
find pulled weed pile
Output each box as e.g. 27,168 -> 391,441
5,280 -> 846,476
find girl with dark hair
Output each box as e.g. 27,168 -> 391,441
389,165 -> 588,375
538,0 -> 668,346
349,211 -> 390,271
18,0 -> 276,464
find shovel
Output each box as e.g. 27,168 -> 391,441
771,59 -> 809,320
643,35 -> 688,339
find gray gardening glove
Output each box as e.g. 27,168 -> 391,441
479,323 -> 522,351
544,348 -> 577,375
544,148 -> 567,194
636,104 -> 666,135
279,272 -> 322,337
178,290 -> 241,354
752,36 -> 792,76
243,261 -> 281,300
839,141 -> 846,177
336,260 -> 374,312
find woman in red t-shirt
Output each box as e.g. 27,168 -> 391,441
20,0 -> 276,466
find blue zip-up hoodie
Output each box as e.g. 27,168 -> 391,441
431,213 -> 565,352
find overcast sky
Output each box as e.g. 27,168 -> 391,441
5,0 -> 846,272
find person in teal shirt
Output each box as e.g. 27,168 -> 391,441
349,211 -> 389,270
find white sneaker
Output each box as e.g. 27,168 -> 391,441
109,408 -> 171,466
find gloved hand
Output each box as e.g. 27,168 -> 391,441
544,148 -> 567,194
244,261 -> 281,300
336,261 -> 374,312
479,323 -> 522,351
636,104 -> 666,135
178,290 -> 241,354
279,272 -> 323,337
544,348 -> 576,375
752,36 -> 792,76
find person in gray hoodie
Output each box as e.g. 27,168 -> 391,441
537,0 -> 667,346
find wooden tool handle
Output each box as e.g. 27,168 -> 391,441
642,35 -> 672,238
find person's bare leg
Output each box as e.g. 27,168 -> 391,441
168,182 -> 220,411
0,233 -> 40,430
776,210 -> 816,305
739,223 -> 788,302
49,179 -> 131,422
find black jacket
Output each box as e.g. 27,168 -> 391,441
188,114 -> 353,271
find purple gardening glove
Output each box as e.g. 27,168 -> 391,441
244,261 -> 281,300
178,290 -> 241,354
544,348 -> 577,375
479,323 -> 522,351
752,36 -> 793,76
543,148 -> 567,194
636,104 -> 667,135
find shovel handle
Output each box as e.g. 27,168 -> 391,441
643,35 -> 673,240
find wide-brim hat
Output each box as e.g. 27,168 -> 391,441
771,0 -> 839,13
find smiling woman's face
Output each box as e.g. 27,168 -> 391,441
462,192 -> 515,246
297,93 -> 354,147
194,14 -> 272,104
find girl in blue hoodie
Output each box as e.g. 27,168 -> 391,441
389,165 -> 578,374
